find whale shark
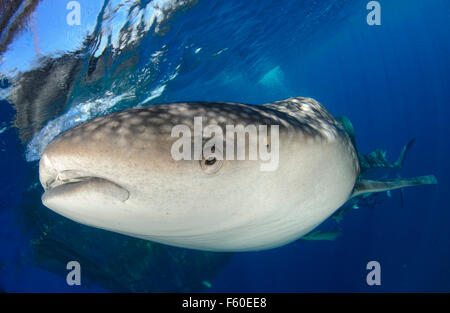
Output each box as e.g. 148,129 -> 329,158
38,97 -> 437,251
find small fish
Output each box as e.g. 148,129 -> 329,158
202,281 -> 212,288
301,230 -> 341,241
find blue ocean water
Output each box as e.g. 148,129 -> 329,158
0,0 -> 449,292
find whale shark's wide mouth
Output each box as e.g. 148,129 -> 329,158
42,176 -> 130,205
44,174 -> 93,191
39,154 -> 130,204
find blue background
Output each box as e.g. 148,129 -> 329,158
0,0 -> 449,292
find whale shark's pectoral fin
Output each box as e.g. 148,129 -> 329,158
351,175 -> 437,198
301,230 -> 341,241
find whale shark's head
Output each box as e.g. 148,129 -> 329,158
39,99 -> 359,251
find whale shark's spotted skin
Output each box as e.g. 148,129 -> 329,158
49,98 -> 359,174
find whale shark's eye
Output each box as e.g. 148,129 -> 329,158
200,144 -> 223,174
200,157 -> 223,174
205,157 -> 217,166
